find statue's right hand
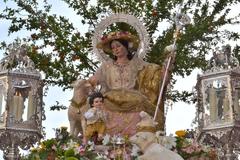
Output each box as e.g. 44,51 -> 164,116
84,111 -> 94,119
164,44 -> 177,53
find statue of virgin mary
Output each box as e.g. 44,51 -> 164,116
85,13 -> 175,136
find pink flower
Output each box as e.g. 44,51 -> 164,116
182,143 -> 203,154
79,146 -> 85,151
101,36 -> 107,41
51,145 -> 57,151
76,145 -> 85,156
61,144 -> 67,150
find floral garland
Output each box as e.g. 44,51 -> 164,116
21,128 -> 217,160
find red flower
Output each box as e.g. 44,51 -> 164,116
31,34 -> 38,40
152,9 -> 158,16
101,36 -> 107,41
72,55 -> 80,61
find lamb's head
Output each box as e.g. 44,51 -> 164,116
130,132 -> 156,152
129,111 -> 159,151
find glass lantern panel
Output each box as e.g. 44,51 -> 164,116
22,89 -> 35,121
22,97 -> 28,121
233,88 -> 240,119
0,82 -> 6,125
203,78 -> 232,127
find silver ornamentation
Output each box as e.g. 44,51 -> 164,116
206,44 -> 239,73
0,42 -> 38,75
92,12 -> 150,62
0,42 -> 44,159
196,46 -> 240,158
174,13 -> 191,32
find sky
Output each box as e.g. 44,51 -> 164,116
0,0 -> 239,158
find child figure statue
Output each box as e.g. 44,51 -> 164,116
83,92 -> 107,145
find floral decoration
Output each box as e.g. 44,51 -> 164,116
174,129 -> 217,160
21,128 -> 217,160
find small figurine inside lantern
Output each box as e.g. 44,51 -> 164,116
203,78 -> 232,127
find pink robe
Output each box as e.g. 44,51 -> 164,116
95,57 -> 149,136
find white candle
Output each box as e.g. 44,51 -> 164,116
13,94 -> 24,121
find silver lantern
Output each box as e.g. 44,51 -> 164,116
196,45 -> 240,159
0,42 -> 44,159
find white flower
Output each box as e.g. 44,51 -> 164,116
77,132 -> 82,137
74,147 -> 79,155
202,144 -> 211,151
111,135 -> 118,144
130,144 -> 141,157
96,153 -> 108,160
157,134 -> 176,149
88,141 -> 95,151
102,134 -> 111,145
67,139 -> 78,149
88,140 -> 94,145
104,150 -> 109,156
116,136 -> 124,145
51,145 -> 57,151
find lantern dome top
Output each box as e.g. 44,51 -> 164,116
206,44 -> 239,74
0,42 -> 40,76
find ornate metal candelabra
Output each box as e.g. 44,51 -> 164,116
196,45 -> 240,160
0,42 -> 44,159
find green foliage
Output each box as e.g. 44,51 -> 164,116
1,0 -> 240,102
21,127 -> 99,160
66,157 -> 79,160
64,149 -> 75,157
50,101 -> 67,111
42,138 -> 57,150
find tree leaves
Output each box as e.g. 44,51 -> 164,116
0,0 -> 240,102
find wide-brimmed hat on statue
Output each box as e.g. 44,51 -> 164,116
96,31 -> 139,54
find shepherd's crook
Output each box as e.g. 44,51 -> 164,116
153,13 -> 191,121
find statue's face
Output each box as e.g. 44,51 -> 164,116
92,97 -> 103,108
110,40 -> 128,58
